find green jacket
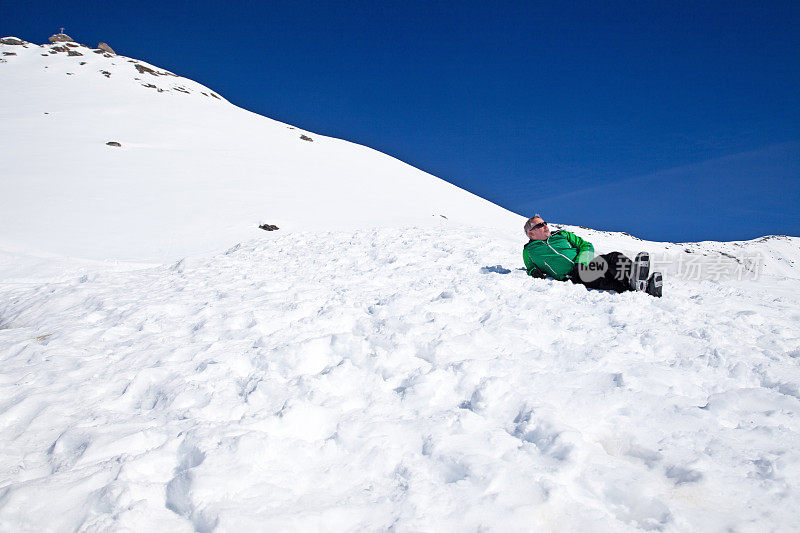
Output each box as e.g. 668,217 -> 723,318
523,230 -> 594,281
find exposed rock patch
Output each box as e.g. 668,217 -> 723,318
259,224 -> 280,231
106,141 -> 122,147
1,37 -> 25,45
97,42 -> 115,55
49,33 -> 74,43
300,135 -> 313,142
140,83 -> 165,93
67,50 -> 83,57
134,64 -> 159,76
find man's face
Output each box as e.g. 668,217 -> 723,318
528,217 -> 551,240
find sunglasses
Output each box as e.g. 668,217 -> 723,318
530,221 -> 548,231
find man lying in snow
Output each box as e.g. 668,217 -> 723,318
523,215 -> 663,297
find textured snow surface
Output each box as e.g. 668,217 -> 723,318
2,227 -> 799,531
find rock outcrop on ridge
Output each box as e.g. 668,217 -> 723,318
48,31 -> 74,43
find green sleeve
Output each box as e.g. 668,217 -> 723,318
563,231 -> 594,265
523,246 -> 545,277
523,247 -> 536,275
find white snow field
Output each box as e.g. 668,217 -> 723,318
2,37 -> 800,532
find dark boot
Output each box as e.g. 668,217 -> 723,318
630,252 -> 650,292
646,272 -> 663,298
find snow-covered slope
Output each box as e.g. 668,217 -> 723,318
2,35 -> 800,532
0,37 -> 521,263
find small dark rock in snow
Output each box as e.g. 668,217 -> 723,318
300,135 -> 313,142
259,224 -> 280,231
67,50 -> 83,56
100,70 -> 111,78
106,141 -> 122,147
3,52 -> 16,56
1,37 -> 26,45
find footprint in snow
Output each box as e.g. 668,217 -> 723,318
480,265 -> 511,274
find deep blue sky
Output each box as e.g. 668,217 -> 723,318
6,1 -> 799,241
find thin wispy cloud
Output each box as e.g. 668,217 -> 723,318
538,142 -> 799,204
528,141 -> 799,241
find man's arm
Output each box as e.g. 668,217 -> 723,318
563,231 -> 594,264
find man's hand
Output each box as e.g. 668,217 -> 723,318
567,264 -> 581,279
530,268 -> 547,279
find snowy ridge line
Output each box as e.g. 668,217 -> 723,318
1,222 -> 798,285
1,226 -> 799,530
0,36 -> 227,100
